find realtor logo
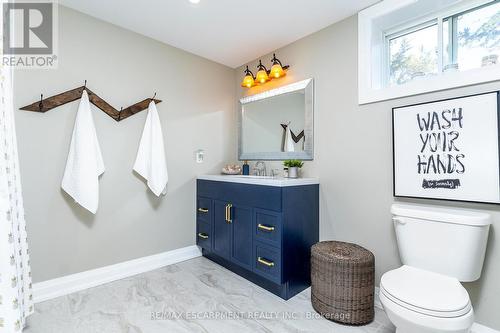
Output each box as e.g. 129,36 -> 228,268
2,1 -> 58,68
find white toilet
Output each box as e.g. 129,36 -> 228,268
380,204 -> 491,333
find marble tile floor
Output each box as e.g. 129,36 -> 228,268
25,256 -> 395,333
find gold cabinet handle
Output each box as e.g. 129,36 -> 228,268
197,233 -> 209,239
257,257 -> 275,267
198,208 -> 209,213
225,204 -> 232,223
258,224 -> 275,232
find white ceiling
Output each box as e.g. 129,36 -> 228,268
59,0 -> 379,68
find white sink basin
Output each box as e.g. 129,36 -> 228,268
232,175 -> 276,179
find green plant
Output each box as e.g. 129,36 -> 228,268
283,159 -> 304,168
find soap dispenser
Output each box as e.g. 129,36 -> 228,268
242,161 -> 250,175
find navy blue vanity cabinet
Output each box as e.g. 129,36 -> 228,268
196,178 -> 319,300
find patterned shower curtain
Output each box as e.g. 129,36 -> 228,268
0,64 -> 34,330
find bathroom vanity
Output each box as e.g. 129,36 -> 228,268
196,175 -> 319,300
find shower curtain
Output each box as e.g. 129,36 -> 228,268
0,65 -> 34,330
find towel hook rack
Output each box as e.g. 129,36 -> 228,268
20,82 -> 162,122
280,123 -> 305,143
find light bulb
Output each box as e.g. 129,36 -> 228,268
270,63 -> 285,78
241,74 -> 255,88
255,69 -> 269,84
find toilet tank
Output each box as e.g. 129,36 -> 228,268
391,203 -> 491,282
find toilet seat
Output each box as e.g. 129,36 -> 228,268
380,265 -> 471,318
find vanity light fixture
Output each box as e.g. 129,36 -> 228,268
241,54 -> 290,88
269,53 -> 289,79
241,66 -> 256,88
255,60 -> 270,84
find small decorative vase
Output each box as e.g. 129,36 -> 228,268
288,167 -> 299,178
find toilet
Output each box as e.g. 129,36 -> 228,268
380,204 -> 491,333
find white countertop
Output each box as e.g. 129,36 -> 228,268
197,175 -> 319,187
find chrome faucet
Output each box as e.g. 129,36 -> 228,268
255,161 -> 267,176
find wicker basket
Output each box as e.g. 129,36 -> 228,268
311,241 -> 375,325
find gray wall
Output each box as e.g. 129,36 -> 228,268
236,16 -> 500,328
14,6 -> 236,283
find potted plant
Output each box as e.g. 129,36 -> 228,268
283,160 -> 304,178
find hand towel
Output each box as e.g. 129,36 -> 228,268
285,123 -> 295,152
61,90 -> 105,214
133,101 -> 168,196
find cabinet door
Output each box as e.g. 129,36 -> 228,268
213,200 -> 231,259
230,205 -> 253,270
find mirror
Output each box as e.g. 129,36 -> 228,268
239,78 -> 314,160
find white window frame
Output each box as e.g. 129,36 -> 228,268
358,0 -> 500,105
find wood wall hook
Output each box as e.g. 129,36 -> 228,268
38,94 -> 43,111
117,107 -> 123,121
20,84 -> 162,122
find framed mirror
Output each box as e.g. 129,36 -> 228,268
238,78 -> 314,160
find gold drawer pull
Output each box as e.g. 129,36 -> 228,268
225,204 -> 233,223
257,257 -> 275,267
258,224 -> 275,232
197,233 -> 209,239
198,208 -> 209,213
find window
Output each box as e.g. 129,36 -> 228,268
388,23 -> 439,85
444,2 -> 500,71
358,0 -> 500,104
386,1 -> 500,86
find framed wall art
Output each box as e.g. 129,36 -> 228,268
393,91 -> 500,204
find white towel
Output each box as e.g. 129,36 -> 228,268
133,101 -> 168,196
285,123 -> 295,152
61,90 -> 105,214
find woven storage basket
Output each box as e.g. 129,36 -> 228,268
311,241 -> 375,325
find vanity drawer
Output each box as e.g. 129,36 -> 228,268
254,209 -> 282,248
253,241 -> 282,284
196,220 -> 212,251
197,180 -> 281,212
197,197 -> 212,223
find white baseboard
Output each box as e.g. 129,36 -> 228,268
374,287 -> 499,333
33,245 -> 202,303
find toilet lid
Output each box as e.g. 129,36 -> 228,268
380,266 -> 471,317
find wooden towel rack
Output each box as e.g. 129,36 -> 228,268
20,81 -> 162,122
280,123 -> 304,143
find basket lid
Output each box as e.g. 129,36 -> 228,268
312,241 -> 373,262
